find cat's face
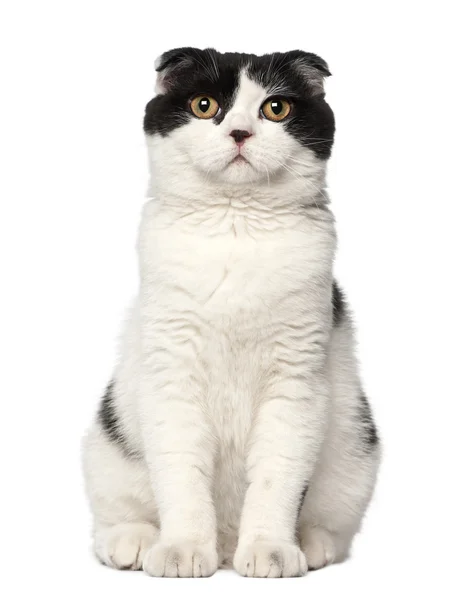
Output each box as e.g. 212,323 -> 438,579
144,48 -> 334,186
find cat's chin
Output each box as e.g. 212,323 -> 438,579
190,152 -> 277,186
212,158 -> 265,185
230,155 -> 249,165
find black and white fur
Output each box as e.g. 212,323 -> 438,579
82,48 -> 380,578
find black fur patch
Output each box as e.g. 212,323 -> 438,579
144,48 -> 334,158
98,381 -> 140,459
332,280 -> 346,326
358,393 -> 379,450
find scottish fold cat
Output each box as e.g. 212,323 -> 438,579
83,48 -> 380,578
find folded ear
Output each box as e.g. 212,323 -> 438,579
292,51 -> 331,96
155,47 -> 205,94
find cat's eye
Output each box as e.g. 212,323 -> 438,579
190,95 -> 220,119
260,98 -> 292,122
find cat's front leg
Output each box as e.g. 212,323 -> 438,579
139,302 -> 218,577
234,359 -> 329,577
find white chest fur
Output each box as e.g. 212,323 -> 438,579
138,196 -> 334,474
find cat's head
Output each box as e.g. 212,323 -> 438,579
144,48 -> 334,188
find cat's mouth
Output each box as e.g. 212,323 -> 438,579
230,154 -> 250,165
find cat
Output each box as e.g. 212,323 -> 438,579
82,48 -> 381,578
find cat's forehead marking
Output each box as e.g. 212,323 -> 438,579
223,70 -> 267,130
234,70 -> 268,107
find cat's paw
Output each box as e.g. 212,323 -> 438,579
300,526 -> 336,570
94,523 -> 159,570
233,540 -> 308,577
142,541 -> 218,577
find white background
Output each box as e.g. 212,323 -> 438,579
1,1 -> 461,598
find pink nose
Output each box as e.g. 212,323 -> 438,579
230,129 -> 252,147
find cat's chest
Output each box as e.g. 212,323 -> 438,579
150,228 -> 311,324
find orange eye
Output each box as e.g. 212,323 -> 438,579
190,95 -> 220,119
261,98 -> 292,122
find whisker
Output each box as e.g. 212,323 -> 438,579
265,165 -> 270,188
205,48 -> 220,80
269,157 -> 328,207
190,49 -> 216,83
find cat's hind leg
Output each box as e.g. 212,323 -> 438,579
299,423 -> 380,570
299,443 -> 379,571
299,323 -> 381,570
82,421 -> 159,570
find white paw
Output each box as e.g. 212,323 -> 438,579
301,527 -> 336,570
142,541 -> 218,577
233,541 -> 308,577
95,523 -> 159,570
